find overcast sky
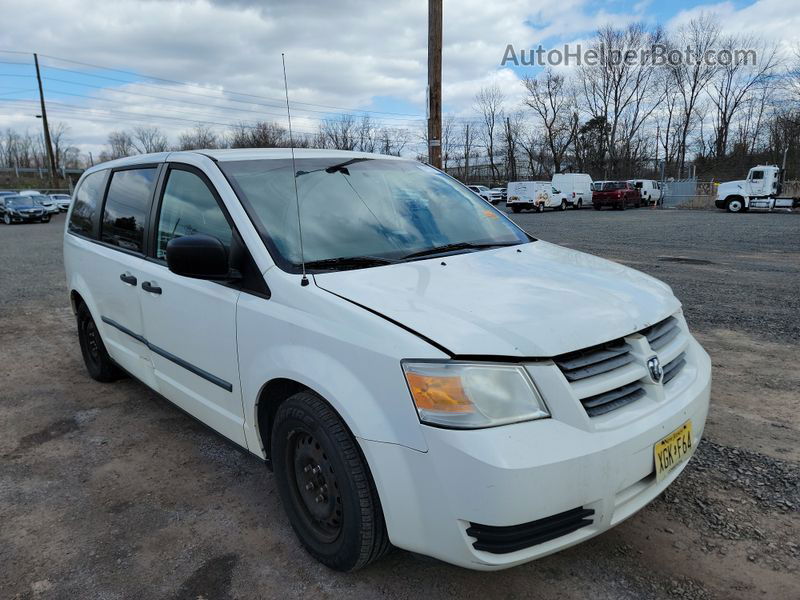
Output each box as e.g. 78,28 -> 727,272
0,0 -> 798,158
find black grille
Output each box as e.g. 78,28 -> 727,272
663,352 -> 686,384
554,339 -> 633,382
581,382 -> 647,417
467,507 -> 595,554
643,317 -> 680,351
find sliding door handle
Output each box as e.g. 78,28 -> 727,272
141,281 -> 162,295
119,273 -> 137,286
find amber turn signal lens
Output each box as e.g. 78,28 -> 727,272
405,372 -> 474,414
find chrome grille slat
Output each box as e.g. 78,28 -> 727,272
581,384 -> 646,416
644,316 -> 680,351
662,352 -> 686,384
554,342 -> 633,382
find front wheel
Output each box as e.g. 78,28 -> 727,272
272,392 -> 391,571
559,200 -> 567,211
3,214 -> 11,225
593,203 -> 602,210
726,197 -> 744,213
536,203 -> 544,213
511,205 -> 521,213
41,215 -> 51,223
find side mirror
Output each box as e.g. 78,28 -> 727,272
166,234 -> 230,280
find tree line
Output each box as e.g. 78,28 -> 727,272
2,15 -> 798,184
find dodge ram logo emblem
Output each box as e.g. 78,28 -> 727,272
647,356 -> 663,383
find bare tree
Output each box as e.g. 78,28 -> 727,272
318,115 -> 357,150
178,124 -> 221,150
107,130 -> 136,159
474,84 -> 505,180
132,126 -> 169,154
523,70 -> 577,176
708,36 -> 779,158
668,14 -> 722,172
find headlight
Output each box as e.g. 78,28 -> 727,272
402,361 -> 549,429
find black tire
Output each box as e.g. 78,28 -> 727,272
593,203 -> 601,210
619,201 -> 626,211
3,214 -> 11,225
42,215 -> 51,223
511,205 -> 521,213
77,302 -> 122,382
272,391 -> 391,571
536,203 -> 544,213
576,199 -> 583,209
726,197 -> 744,213
559,199 -> 567,211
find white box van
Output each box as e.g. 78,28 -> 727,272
64,149 -> 710,572
629,180 -> 662,206
506,181 -> 553,213
551,173 -> 593,209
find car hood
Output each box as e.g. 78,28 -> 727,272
8,203 -> 40,210
314,241 -> 680,357
717,180 -> 745,198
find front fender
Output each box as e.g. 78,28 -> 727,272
235,284 -> 441,457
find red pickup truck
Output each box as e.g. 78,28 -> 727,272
592,181 -> 643,210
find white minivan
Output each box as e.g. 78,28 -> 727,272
551,173 -> 593,209
64,149 -> 710,572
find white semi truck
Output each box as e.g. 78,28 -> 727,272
715,165 -> 800,213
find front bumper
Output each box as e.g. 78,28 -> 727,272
714,199 -> 725,209
361,337 -> 711,570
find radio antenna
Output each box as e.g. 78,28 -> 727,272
282,53 -> 308,286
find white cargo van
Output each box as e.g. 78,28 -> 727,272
551,173 -> 593,209
629,180 -> 662,206
506,181 -> 553,213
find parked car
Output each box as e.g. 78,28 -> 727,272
551,173 -> 593,209
592,181 -> 643,210
629,179 -> 663,206
506,181 -> 555,213
467,185 -> 502,205
492,187 -> 507,202
65,149 -> 710,572
17,189 -> 43,196
1,195 -> 49,223
50,193 -> 72,211
0,190 -> 18,197
32,194 -> 60,215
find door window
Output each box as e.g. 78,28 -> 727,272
101,168 -> 158,252
750,170 -> 764,180
156,168 -> 233,260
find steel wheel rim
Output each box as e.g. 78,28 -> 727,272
287,428 -> 343,543
82,316 -> 102,367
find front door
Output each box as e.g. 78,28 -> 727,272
137,164 -> 247,447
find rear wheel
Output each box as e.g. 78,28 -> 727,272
576,199 -> 583,209
76,302 -> 122,382
536,203 -> 544,213
41,215 -> 51,223
272,391 -> 391,571
511,206 -> 521,213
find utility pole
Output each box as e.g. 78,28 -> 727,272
506,116 -> 516,182
427,0 -> 442,169
463,123 -> 470,182
34,53 -> 57,182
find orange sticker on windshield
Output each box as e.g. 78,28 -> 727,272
482,210 -> 499,219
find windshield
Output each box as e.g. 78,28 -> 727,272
221,158 -> 530,272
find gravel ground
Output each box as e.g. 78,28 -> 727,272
1,209 -> 798,599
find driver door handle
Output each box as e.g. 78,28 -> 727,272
119,273 -> 137,286
141,281 -> 162,295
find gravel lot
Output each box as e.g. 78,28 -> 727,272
1,208 -> 798,599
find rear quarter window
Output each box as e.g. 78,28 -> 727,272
68,170 -> 107,237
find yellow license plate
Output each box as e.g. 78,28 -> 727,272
654,420 -> 693,482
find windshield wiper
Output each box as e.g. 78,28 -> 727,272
401,241 -> 521,260
303,255 -> 397,271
